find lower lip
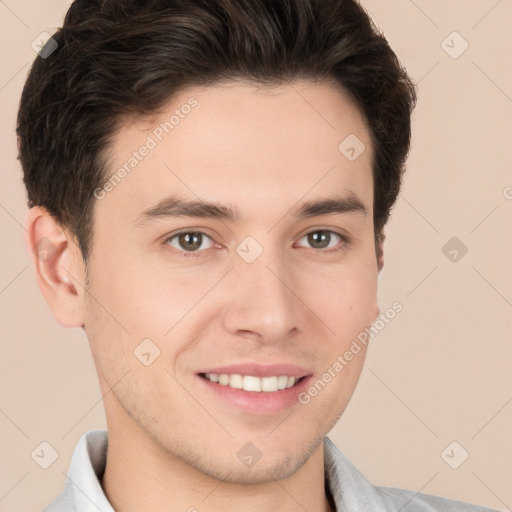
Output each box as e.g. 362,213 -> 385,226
197,374 -> 313,415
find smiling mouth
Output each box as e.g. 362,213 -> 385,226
199,373 -> 308,392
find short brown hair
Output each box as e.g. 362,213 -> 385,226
17,0 -> 417,263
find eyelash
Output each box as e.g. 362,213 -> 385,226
164,229 -> 350,258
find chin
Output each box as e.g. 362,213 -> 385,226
205,452 -> 303,485
198,433 -> 325,485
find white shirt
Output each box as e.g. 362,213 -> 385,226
43,429 -> 499,511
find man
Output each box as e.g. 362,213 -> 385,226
17,0 -> 498,510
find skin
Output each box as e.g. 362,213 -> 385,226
25,80 -> 382,512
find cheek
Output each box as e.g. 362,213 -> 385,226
81,248 -> 171,372
307,260 -> 378,335
115,259 -> 378,350
85,231 -> 378,355
86,241 -> 188,336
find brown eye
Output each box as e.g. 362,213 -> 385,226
166,231 -> 214,254
307,230 -> 333,249
297,230 -> 345,251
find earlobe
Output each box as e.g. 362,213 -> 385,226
24,207 -> 86,328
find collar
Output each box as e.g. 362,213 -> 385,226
53,429 -> 387,512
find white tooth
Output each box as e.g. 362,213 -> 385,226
209,373 -> 296,391
261,376 -> 278,392
277,375 -> 288,390
229,374 -> 243,389
243,375 -> 262,392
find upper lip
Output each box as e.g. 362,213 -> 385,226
197,363 -> 312,379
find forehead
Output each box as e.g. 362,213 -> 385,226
97,80 -> 374,227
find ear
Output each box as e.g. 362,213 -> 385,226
24,206 -> 86,328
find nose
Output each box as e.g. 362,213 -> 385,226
222,250 -> 300,344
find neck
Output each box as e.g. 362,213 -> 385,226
100,424 -> 335,512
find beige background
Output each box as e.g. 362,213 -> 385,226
1,1 -> 511,511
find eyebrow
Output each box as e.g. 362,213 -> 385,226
135,193 -> 367,225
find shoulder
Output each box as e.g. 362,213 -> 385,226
323,437 -> 500,512
42,429 -> 110,512
375,484 -> 501,512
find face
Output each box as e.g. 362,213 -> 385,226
83,80 -> 380,484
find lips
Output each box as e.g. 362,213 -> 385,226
196,363 -> 311,379
196,364 -> 314,414
195,363 -> 313,413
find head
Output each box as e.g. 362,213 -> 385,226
18,0 -> 416,484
